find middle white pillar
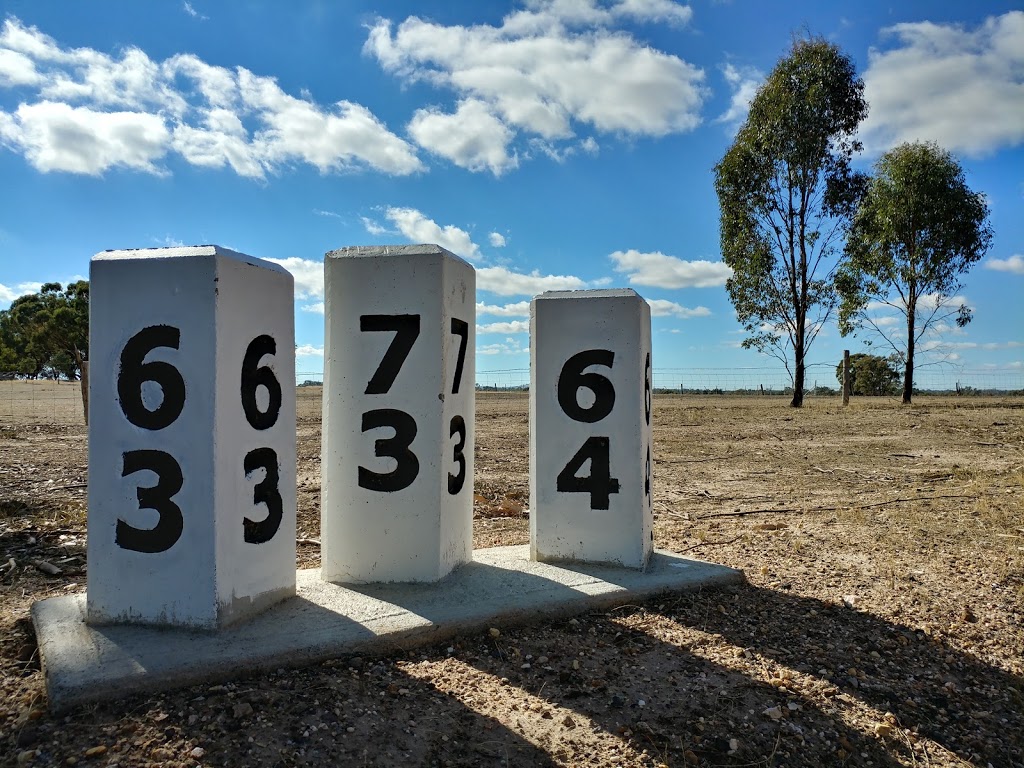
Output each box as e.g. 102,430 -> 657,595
321,245 -> 475,583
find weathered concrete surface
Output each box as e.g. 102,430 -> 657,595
32,545 -> 744,712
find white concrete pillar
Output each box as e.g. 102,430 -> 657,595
321,245 -> 475,583
86,246 -> 296,629
530,289 -> 653,569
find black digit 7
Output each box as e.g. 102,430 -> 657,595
450,318 -> 469,394
241,335 -> 282,430
557,349 -> 615,423
116,450 -> 184,553
118,325 -> 186,430
448,415 -> 467,495
556,436 -> 620,510
243,447 -> 283,544
361,315 -> 420,394
359,409 -> 419,492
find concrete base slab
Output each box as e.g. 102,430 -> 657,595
32,546 -> 744,712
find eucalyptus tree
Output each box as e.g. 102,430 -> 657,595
836,142 -> 992,404
714,37 -> 868,406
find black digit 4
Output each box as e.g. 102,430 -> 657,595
556,436 -> 620,510
118,325 -> 186,430
361,314 -> 420,394
116,449 -> 184,553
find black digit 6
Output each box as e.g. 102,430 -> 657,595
448,415 -> 467,495
644,352 -> 651,426
358,409 -> 419,492
557,349 -> 615,423
118,326 -> 185,430
241,335 -> 282,431
243,447 -> 283,544
116,450 -> 184,553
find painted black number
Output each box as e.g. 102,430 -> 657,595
558,349 -> 615,423
241,335 -> 282,430
359,409 -> 419,492
556,436 -> 620,510
361,314 -> 420,394
448,415 -> 467,495
118,325 -> 185,430
644,352 -> 651,426
243,447 -> 283,544
450,318 -> 469,394
645,444 -> 652,499
116,449 -> 184,553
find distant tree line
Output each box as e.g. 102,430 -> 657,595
0,281 -> 89,381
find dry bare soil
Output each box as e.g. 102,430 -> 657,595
1,390 -> 1023,767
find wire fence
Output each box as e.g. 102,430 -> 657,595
6,365 -> 1021,427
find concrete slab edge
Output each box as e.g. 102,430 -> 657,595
32,546 -> 744,712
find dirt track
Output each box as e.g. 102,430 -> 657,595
2,391 -> 1023,766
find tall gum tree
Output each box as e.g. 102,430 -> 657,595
836,141 -> 992,404
714,37 -> 868,407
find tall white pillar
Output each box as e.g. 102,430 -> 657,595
530,289 -> 653,569
86,246 -> 296,629
321,245 -> 475,583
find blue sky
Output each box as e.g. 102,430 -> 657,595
1,0 -> 1021,388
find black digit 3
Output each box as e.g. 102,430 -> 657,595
116,449 -> 184,553
243,447 -> 283,544
117,325 -> 185,430
448,415 -> 467,495
358,408 -> 419,492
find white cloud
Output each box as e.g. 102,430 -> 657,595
609,249 -> 732,288
860,11 -> 1024,157
985,254 -> 1024,275
488,232 -> 507,248
477,300 -> 530,317
0,17 -> 422,177
182,2 -> 207,20
295,344 -> 323,357
264,257 -> 323,299
479,337 -> 527,356
408,99 -> 518,175
364,2 -> 705,173
477,265 -> 587,296
0,280 -> 43,307
478,320 -> 529,334
301,302 -> 324,314
314,209 -> 342,219
715,62 -> 761,128
646,298 -> 711,318
360,215 -> 389,235
384,207 -> 480,259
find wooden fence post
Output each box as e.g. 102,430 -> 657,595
842,350 -> 851,406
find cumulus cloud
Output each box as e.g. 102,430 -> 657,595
295,344 -> 323,357
488,232 -> 507,248
0,280 -> 43,307
384,207 -> 480,259
364,0 -> 705,174
301,302 -> 324,314
860,11 -> 1024,157
646,298 -> 711,318
715,62 -> 761,128
264,257 -> 324,299
477,320 -> 529,334
609,249 -> 732,288
0,17 -> 421,177
477,300 -> 530,317
478,337 -> 527,356
985,254 -> 1024,275
477,265 -> 587,296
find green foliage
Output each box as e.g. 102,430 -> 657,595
0,281 -> 89,379
714,36 -> 868,407
836,353 -> 900,396
836,142 -> 992,403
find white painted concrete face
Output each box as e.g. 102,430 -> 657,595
321,245 -> 475,583
530,289 -> 653,569
86,246 -> 296,629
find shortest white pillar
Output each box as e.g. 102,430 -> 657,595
321,244 -> 475,583
87,246 -> 297,629
530,289 -> 653,569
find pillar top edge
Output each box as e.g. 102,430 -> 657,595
325,243 -> 472,267
92,245 -> 286,274
533,288 -> 642,302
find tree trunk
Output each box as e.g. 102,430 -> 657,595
790,332 -> 805,408
902,317 -> 914,405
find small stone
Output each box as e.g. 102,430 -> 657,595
638,699 -> 646,707
787,702 -> 800,711
961,606 -> 977,622
489,627 -> 501,638
875,723 -> 893,738
66,759 -> 78,766
842,595 -> 858,609
150,748 -> 174,760
84,746 -> 107,758
232,702 -> 253,719
568,618 -> 579,626
572,660 -> 580,670
537,656 -> 549,664
729,738 -> 739,753
562,715 -> 576,728
17,751 -> 35,765
189,747 -> 206,759
346,727 -> 355,733
521,663 -> 531,670
763,706 -> 783,721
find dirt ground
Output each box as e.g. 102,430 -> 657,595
1,390 -> 1022,767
